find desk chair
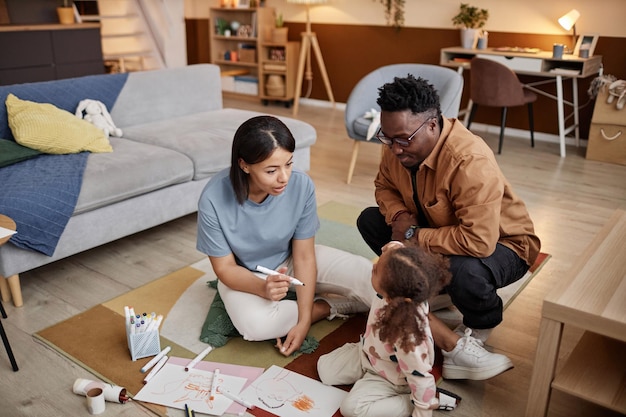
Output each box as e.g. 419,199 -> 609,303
467,57 -> 537,154
344,64 -> 464,184
0,299 -> 18,371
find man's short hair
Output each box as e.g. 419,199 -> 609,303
376,74 -> 441,118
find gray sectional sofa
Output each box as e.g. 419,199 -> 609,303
0,64 -> 317,306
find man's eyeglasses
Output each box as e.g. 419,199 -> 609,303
375,117 -> 435,147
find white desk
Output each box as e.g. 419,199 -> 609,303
440,47 -> 603,157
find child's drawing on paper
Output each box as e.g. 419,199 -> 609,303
134,363 -> 247,416
241,365 -> 347,417
154,372 -> 219,407
254,367 -> 315,411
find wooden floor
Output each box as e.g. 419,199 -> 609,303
1,97 -> 625,417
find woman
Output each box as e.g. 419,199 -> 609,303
197,115 -> 375,356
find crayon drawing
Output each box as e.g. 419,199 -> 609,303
134,363 -> 247,416
240,365 -> 347,417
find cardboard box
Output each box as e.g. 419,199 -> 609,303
238,48 -> 256,63
234,75 -> 258,95
221,76 -> 235,92
220,69 -> 249,93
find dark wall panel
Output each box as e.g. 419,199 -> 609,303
190,19 -> 625,138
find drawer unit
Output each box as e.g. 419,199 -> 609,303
586,90 -> 626,165
477,54 -> 543,73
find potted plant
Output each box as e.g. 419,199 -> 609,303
375,0 -> 405,29
216,18 -> 230,36
57,0 -> 75,25
452,3 -> 489,49
271,12 -> 288,44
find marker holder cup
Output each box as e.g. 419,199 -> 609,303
126,326 -> 161,361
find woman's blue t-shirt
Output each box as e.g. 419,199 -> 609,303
196,168 -> 319,271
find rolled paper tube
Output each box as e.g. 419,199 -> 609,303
86,388 -> 105,415
73,378 -> 129,403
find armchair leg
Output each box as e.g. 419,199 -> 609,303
347,141 -> 361,184
498,107 -> 508,154
467,103 -> 478,129
528,103 -> 535,148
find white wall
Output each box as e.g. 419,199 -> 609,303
142,0 -> 187,68
185,0 -> 625,38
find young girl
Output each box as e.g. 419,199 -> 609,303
318,241 -> 452,417
196,115 -> 375,356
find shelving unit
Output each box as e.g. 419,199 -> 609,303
209,6 -> 275,99
526,209 -> 626,416
259,41 -> 300,107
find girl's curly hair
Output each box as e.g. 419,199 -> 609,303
372,246 -> 451,353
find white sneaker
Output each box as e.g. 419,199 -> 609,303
454,324 -> 493,343
315,295 -> 369,320
442,328 -> 513,380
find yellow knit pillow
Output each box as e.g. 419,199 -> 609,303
5,93 -> 113,154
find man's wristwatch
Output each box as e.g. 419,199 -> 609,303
404,225 -> 418,240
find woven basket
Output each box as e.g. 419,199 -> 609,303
265,75 -> 285,97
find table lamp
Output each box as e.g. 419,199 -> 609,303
287,0 -> 335,116
558,9 -> 580,53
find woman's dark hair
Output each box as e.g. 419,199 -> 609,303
229,115 -> 296,204
372,246 -> 451,353
376,74 -> 442,123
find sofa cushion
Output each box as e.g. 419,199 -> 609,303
110,64 -> 223,128
74,137 -> 194,214
120,108 -> 317,180
6,94 -> 113,154
0,138 -> 42,167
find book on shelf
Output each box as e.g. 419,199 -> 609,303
251,12 -> 257,38
263,63 -> 287,71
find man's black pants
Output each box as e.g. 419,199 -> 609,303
357,206 -> 529,329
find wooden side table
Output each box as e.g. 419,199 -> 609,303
0,214 -> 22,307
0,214 -> 19,371
525,209 -> 626,416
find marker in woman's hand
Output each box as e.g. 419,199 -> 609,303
256,266 -> 305,286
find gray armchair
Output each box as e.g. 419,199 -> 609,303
344,64 -> 464,183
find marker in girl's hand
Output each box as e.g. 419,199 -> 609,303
256,266 -> 305,286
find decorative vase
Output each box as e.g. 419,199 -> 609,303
57,7 -> 74,25
460,28 -> 479,49
271,27 -> 288,44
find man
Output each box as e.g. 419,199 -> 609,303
357,74 -> 541,379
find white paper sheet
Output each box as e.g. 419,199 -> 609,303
134,362 -> 248,416
240,365 -> 347,417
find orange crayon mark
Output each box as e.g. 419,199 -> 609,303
293,395 -> 314,411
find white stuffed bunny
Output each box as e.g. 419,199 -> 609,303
75,99 -> 123,137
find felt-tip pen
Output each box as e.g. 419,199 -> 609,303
255,266 -> 305,286
209,368 -> 220,400
218,387 -> 255,409
141,346 -> 171,373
